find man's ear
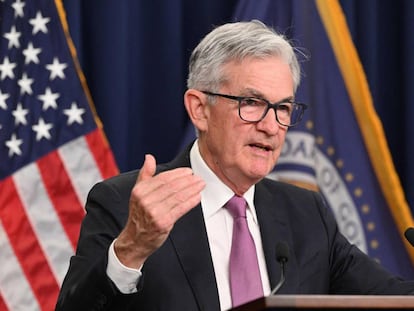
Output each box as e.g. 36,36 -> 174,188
184,89 -> 209,132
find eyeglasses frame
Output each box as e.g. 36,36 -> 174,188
201,91 -> 308,127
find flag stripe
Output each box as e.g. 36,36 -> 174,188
0,295 -> 9,311
37,150 -> 84,250
0,178 -> 59,311
13,163 -> 74,286
315,0 -> 414,264
0,222 -> 40,311
58,135 -> 104,205
85,129 -> 119,179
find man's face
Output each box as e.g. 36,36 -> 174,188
198,56 -> 294,194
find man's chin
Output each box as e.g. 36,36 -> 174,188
246,168 -> 272,183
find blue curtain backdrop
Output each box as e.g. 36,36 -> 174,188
62,0 -> 414,214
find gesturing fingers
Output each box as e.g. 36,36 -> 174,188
131,169 -> 205,228
134,157 -> 197,199
129,153 -> 206,236
116,155 -> 205,268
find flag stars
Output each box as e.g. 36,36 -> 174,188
3,25 -> 21,49
11,0 -> 25,18
23,42 -> 41,64
361,204 -> 370,214
5,133 -> 23,157
37,87 -> 59,110
345,173 -> 354,182
46,57 -> 67,80
29,11 -> 50,34
316,136 -> 324,145
0,89 -> 10,110
366,222 -> 375,232
18,72 -> 34,95
370,240 -> 379,250
63,102 -> 85,125
354,187 -> 363,197
336,159 -> 344,169
12,103 -> 29,125
32,118 -> 53,141
0,56 -> 17,80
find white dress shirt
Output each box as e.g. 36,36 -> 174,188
106,140 -> 271,310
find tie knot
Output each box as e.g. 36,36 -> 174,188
226,195 -> 247,218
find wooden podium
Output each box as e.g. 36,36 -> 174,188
230,295 -> 414,310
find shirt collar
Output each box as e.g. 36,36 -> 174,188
190,140 -> 257,222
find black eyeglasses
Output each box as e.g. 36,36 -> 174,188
201,91 -> 308,127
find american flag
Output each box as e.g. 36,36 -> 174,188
0,0 -> 119,310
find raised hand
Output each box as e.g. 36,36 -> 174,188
114,154 -> 205,268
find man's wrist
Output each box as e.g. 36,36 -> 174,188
106,239 -> 142,294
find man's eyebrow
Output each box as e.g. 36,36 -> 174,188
239,88 -> 263,98
240,88 -> 295,102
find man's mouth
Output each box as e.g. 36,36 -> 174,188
249,143 -> 272,152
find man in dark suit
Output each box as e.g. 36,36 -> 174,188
55,20 -> 414,311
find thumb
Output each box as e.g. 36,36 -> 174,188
138,154 -> 156,182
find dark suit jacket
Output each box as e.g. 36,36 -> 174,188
55,143 -> 414,311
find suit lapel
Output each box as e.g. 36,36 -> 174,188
169,205 -> 220,311
254,181 -> 299,294
161,144 -> 220,310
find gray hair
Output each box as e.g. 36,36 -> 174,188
187,20 -> 301,93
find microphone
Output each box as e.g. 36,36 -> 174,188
270,242 -> 289,295
404,227 -> 414,247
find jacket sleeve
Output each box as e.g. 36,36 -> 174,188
55,174 -> 141,311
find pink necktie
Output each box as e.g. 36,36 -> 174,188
226,195 -> 263,307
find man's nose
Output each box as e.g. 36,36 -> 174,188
256,107 -> 281,134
